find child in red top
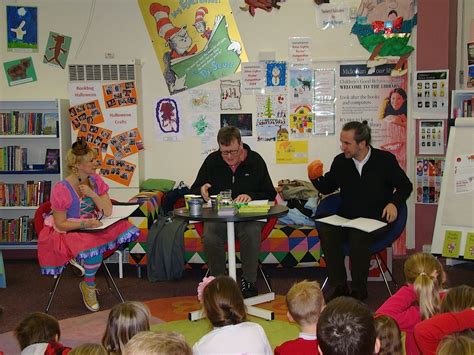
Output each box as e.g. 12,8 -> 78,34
376,253 -> 446,355
275,280 -> 325,355
414,285 -> 474,355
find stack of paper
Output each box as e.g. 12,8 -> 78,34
238,200 -> 270,214
217,206 -> 237,216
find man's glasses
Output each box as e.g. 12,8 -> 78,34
220,149 -> 239,156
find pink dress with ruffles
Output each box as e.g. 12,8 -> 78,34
38,174 -> 140,275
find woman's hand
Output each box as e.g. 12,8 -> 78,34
81,219 -> 103,229
78,184 -> 98,198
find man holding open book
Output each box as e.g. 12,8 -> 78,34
310,121 -> 412,301
190,126 -> 276,298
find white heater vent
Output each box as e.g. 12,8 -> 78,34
68,63 -> 135,82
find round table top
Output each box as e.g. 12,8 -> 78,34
173,204 -> 288,223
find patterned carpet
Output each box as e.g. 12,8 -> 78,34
0,295 -> 292,354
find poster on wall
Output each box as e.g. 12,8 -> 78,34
288,37 -> 312,66
3,57 -> 37,86
154,97 -> 182,141
102,81 -> 137,109
313,69 -> 336,135
266,61 -> 287,92
68,100 -> 105,129
138,0 -> 248,95
241,62 -> 265,93
77,124 -> 113,164
100,154 -> 136,187
413,70 -> 449,119
418,120 -> 445,155
186,112 -> 219,137
109,128 -> 145,160
415,157 -> 444,204
454,153 -> 474,194
220,113 -> 252,136
337,63 -> 408,254
255,94 -> 288,141
220,80 -> 241,110
43,32 -> 72,69
276,140 -> 308,164
6,6 -> 38,52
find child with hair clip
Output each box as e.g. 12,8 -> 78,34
374,314 -> 403,355
414,285 -> 474,355
376,252 -> 446,355
102,301 -> 151,354
192,275 -> 272,354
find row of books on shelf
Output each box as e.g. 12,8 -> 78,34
453,97 -> 474,118
0,145 -> 27,171
0,180 -> 51,207
0,216 -> 36,243
0,111 -> 58,135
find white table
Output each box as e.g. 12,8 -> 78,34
174,205 -> 288,321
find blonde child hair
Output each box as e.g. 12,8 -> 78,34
374,315 -> 403,355
123,331 -> 191,355
440,285 -> 474,313
69,343 -> 107,355
102,301 -> 151,354
436,333 -> 474,355
286,280 -> 324,327
404,253 -> 444,319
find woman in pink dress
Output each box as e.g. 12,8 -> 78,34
38,140 -> 140,312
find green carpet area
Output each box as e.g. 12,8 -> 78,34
151,316 -> 300,349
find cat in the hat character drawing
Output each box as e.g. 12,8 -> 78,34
193,7 -> 212,40
351,0 -> 417,76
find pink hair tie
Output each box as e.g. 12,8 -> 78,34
197,276 -> 215,303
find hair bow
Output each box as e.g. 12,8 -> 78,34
197,276 -> 216,303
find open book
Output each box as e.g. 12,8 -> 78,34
83,204 -> 139,231
315,215 -> 387,233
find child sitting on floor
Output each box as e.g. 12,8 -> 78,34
374,314 -> 403,355
376,252 -> 446,355
192,275 -> 272,354
414,284 -> 474,355
123,331 -> 191,355
102,301 -> 151,354
69,343 -> 107,355
275,280 -> 324,355
14,312 -> 71,355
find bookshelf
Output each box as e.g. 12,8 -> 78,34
451,89 -> 474,118
0,99 -> 70,244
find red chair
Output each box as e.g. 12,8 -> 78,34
34,201 -> 125,313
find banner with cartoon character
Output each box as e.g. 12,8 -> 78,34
138,0 -> 248,94
351,0 -> 416,77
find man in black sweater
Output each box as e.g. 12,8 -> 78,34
191,126 -> 276,298
311,121 -> 412,301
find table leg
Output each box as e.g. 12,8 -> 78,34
227,221 -> 236,280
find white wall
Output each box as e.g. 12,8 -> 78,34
1,0 -> 366,186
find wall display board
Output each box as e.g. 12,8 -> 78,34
432,118 -> 474,258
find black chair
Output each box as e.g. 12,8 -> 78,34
315,193 -> 408,296
35,201 -> 125,313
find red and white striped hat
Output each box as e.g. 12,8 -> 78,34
149,3 -> 181,41
194,7 -> 208,25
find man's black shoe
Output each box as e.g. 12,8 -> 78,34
350,289 -> 368,301
240,278 -> 258,298
327,284 -> 350,301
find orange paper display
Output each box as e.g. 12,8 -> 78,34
100,154 -> 136,187
77,124 -> 113,164
68,99 -> 104,130
102,81 -> 137,109
109,128 -> 144,159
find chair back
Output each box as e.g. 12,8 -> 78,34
314,193 -> 408,255
34,201 -> 52,235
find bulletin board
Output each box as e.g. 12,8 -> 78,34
432,118 -> 474,257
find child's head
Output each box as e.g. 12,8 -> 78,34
286,280 -> 324,328
102,301 -> 151,354
317,297 -> 379,355
374,314 -> 403,355
436,333 -> 474,355
14,312 -> 60,350
69,343 -> 107,355
404,252 -> 443,319
202,275 -> 247,327
440,285 -> 474,313
123,331 -> 191,355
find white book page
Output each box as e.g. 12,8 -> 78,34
247,200 -> 269,206
83,204 -> 138,230
315,215 -> 351,226
344,218 -> 387,233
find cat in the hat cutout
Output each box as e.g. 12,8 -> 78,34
351,0 -> 417,77
140,1 -> 247,95
193,7 -> 212,40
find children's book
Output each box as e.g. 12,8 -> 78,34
44,149 -> 60,171
315,215 -> 387,233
